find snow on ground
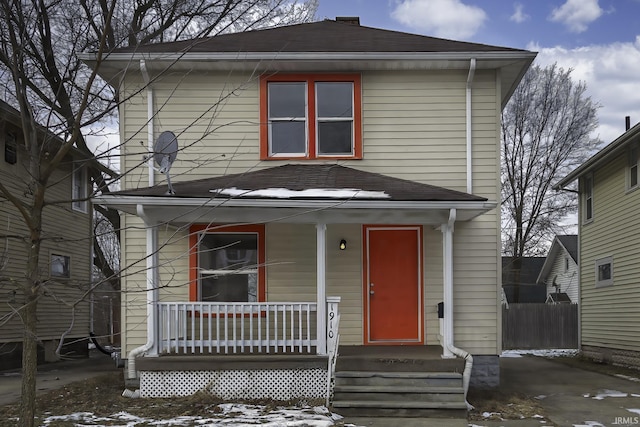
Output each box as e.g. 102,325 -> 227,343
572,422 -> 605,427
40,404 -> 363,427
500,349 -> 579,358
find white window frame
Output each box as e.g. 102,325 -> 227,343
50,253 -> 71,278
628,143 -> 639,191
5,130 -> 17,165
267,81 -> 309,157
72,163 -> 88,213
197,231 -> 260,302
583,174 -> 593,223
595,256 -> 613,288
314,81 -> 355,156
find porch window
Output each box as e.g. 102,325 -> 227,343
189,224 -> 265,302
259,74 -> 362,160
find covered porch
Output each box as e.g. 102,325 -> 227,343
96,164 -> 494,405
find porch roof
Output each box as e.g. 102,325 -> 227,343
95,164 -> 496,224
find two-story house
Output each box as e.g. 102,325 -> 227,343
556,119 -> 640,369
0,100 -> 93,369
84,18 -> 535,413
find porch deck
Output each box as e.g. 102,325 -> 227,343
137,345 -> 463,373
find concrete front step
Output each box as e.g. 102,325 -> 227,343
336,355 -> 464,373
332,371 -> 466,418
335,371 -> 463,388
334,385 -> 464,403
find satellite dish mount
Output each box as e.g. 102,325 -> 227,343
153,131 -> 178,195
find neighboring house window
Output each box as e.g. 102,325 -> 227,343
595,256 -> 613,288
259,74 -> 362,160
583,174 -> 593,222
50,253 -> 71,278
72,164 -> 88,213
5,131 -> 17,164
564,256 -> 569,272
189,224 -> 265,302
629,144 -> 639,190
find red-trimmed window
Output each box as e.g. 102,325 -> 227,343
189,224 -> 266,302
260,74 -> 362,160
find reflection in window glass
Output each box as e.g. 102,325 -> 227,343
198,233 -> 258,302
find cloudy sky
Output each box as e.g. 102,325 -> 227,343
316,0 -> 640,144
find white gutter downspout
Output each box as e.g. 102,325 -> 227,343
442,208 -> 473,407
127,61 -> 158,380
140,59 -> 155,187
127,205 -> 159,379
466,58 -> 476,194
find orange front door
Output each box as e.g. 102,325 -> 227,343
364,226 -> 423,344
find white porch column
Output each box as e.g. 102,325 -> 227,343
316,223 -> 327,355
441,209 -> 456,358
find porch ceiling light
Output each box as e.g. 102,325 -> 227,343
339,239 -> 347,250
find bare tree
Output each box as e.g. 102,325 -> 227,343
501,63 -> 600,258
0,1 -> 316,425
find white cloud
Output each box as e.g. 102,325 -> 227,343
510,3 -> 529,23
528,36 -> 640,143
391,0 -> 487,40
549,0 -> 603,33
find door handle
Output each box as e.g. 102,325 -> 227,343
369,283 -> 374,295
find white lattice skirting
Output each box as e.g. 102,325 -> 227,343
140,369 -> 328,400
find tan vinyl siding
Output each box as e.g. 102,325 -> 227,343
580,153 -> 640,352
118,67 -> 502,355
0,127 -> 91,347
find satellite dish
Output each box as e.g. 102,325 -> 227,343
153,131 -> 178,195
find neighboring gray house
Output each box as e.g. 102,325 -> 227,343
556,118 -> 640,369
0,100 -> 93,369
537,235 -> 579,304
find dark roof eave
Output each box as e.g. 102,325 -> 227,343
555,122 -> 640,189
94,194 -> 496,215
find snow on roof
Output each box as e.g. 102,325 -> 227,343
210,187 -> 391,199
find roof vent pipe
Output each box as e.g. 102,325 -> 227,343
626,116 -> 631,131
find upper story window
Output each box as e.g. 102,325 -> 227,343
260,74 -> 362,160
72,163 -> 88,213
4,131 -> 17,165
583,174 -> 593,223
189,224 -> 265,302
628,143 -> 639,190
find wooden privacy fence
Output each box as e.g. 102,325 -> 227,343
502,303 -> 578,349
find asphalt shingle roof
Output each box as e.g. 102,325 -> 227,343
557,235 -> 578,263
117,164 -> 487,202
112,19 -> 526,54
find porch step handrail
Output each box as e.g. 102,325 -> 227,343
157,301 -> 319,355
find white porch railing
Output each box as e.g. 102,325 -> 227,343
157,301 -> 322,355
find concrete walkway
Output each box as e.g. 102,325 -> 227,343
0,350 -> 118,406
474,355 -> 640,427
